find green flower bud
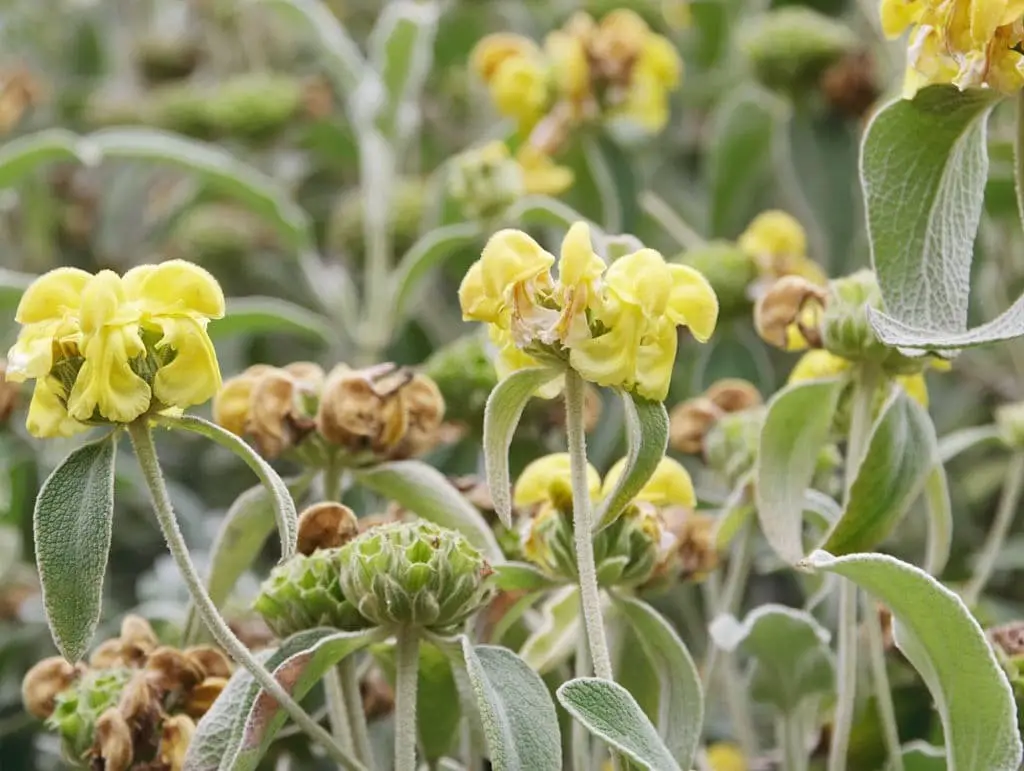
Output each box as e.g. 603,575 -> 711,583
146,84 -> 218,139
996,402 -> 1024,451
338,522 -> 493,631
329,177 -> 430,258
134,34 -> 201,84
206,74 -> 303,141
48,667 -> 132,765
739,8 -> 858,93
447,142 -> 525,221
675,242 -> 759,317
169,203 -> 276,266
253,549 -> 370,637
423,333 -> 498,427
703,408 -> 765,486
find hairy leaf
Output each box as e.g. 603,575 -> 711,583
209,297 -> 335,345
493,562 -> 563,592
923,464 -> 953,576
391,222 -> 483,318
520,585 -> 580,674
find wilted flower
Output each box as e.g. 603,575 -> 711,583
22,657 -> 81,719
670,379 -> 763,455
6,260 -> 224,437
754,275 -> 828,351
0,359 -> 20,424
296,501 -> 360,556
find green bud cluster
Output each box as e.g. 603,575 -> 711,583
446,146 -> 524,221
338,521 -> 493,631
253,549 -> 369,637
47,667 -> 132,764
703,408 -> 765,486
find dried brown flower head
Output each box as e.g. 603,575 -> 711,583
22,657 -> 80,719
93,708 -> 134,771
297,501 -> 360,555
144,647 -> 205,701
754,275 -> 827,349
669,397 -> 721,455
0,359 -> 20,423
184,646 -> 232,680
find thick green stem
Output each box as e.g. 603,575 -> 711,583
863,592 -> 902,771
324,667 -> 356,759
965,452 -> 1024,605
126,421 -> 368,771
394,627 -> 420,771
341,657 -> 375,767
565,370 -> 613,680
572,629 -> 592,771
778,712 -> 809,771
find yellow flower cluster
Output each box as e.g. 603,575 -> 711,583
738,210 -> 827,288
471,9 -> 683,142
6,261 -> 223,438
458,223 -> 718,401
880,0 -> 1024,93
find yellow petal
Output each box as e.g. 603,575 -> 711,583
514,452 -> 601,507
738,211 -> 807,261
26,377 -> 88,438
970,0 -> 1005,47
151,316 -> 223,410
6,320 -> 61,381
517,146 -> 574,197
879,0 -> 920,38
602,455 -> 695,507
787,349 -> 852,384
706,742 -> 747,771
558,222 -> 605,288
458,261 -> 499,323
67,328 -> 151,423
545,30 -> 591,99
479,229 -> 555,299
124,260 -> 225,319
635,317 -> 678,400
79,270 -> 130,336
569,306 -> 641,391
603,249 -> 672,313
15,267 -> 91,324
471,33 -> 541,82
897,373 -> 929,407
490,56 -> 550,128
666,264 -> 719,342
637,34 -> 683,88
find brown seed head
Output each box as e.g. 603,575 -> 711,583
389,373 -> 446,459
212,364 -> 275,437
93,708 -> 134,771
990,621 -> 1024,658
89,638 -> 127,670
248,369 -> 306,458
819,51 -> 879,120
158,714 -> 196,771
665,508 -> 719,580
704,379 -> 762,413
22,656 -> 80,719
297,501 -> 360,555
184,645 -> 232,680
145,647 -> 205,699
669,397 -> 721,455
185,676 -> 229,719
316,364 -> 409,455
753,275 -> 827,349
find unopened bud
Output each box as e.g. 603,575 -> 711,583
447,140 -> 524,221
184,646 -> 232,680
145,647 -> 204,699
317,364 -> 409,457
185,676 -> 228,719
754,275 -> 827,349
676,243 -> 759,317
159,714 -> 196,771
669,397 -> 721,454
93,708 -> 133,771
996,402 -> 1024,451
297,502 -> 360,555
49,667 -> 133,763
22,657 -> 79,719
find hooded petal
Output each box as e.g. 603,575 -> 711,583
15,267 -> 91,324
78,270 -> 132,336
514,452 -> 601,507
602,455 -> 695,507
151,316 -> 223,410
665,264 -> 719,342
124,260 -> 225,319
459,261 -> 502,323
26,377 -> 88,438
479,229 -> 555,299
569,307 -> 641,390
603,248 -> 672,313
634,317 -> 678,400
558,222 -> 605,289
6,321 -> 61,381
67,328 -> 150,424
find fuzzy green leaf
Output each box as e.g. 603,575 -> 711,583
353,459 -> 502,561
937,424 -> 1002,463
894,742 -> 947,770
34,433 -> 117,662
484,367 -> 561,527
0,128 -> 85,189
208,297 -> 335,345
493,562 -> 562,592
756,378 -> 846,563
557,678 -> 682,771
923,464 -> 953,576
462,639 -> 562,771
869,298 -> 1024,350
520,585 -> 580,674
824,388 -> 937,555
805,550 -> 1023,771
596,392 -> 669,529
369,0 -> 439,138
391,222 -> 484,318
862,85 -> 1003,340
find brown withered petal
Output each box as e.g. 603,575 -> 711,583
668,397 -> 721,455
93,708 -> 133,771
184,646 -> 232,680
753,275 -> 827,349
317,367 -> 409,454
704,379 -> 762,414
248,369 -> 301,458
145,647 -> 205,698
159,714 -> 196,771
297,501 -> 360,555
212,364 -> 275,437
89,638 -> 127,670
668,509 -> 719,579
360,669 -> 395,720
185,676 -> 229,719
989,621 -> 1024,658
389,374 -> 446,459
119,615 -> 158,664
22,656 -> 80,719
283,361 -> 325,390
819,51 -> 879,120
117,672 -> 161,727
0,359 -> 19,424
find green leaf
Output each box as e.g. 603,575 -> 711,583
894,741 -> 947,770
208,297 -> 335,345
462,639 -> 562,771
90,128 -> 314,252
937,424 -> 1002,463
155,414 -> 298,562
0,268 -> 34,317
707,85 -> 783,237
713,472 -> 755,550
505,195 -> 603,235
595,392 -> 669,529
862,86 -> 1003,340
34,433 -> 117,662
804,550 -> 1023,771
923,464 -> 953,576
0,128 -> 85,189
710,604 -> 834,714
824,388 -> 938,555
520,585 -> 580,674
185,627 -> 382,771
353,459 -> 502,561
493,562 -> 563,592
391,222 -> 483,318
756,378 -> 846,563
614,596 -> 704,769
582,136 -> 639,233
483,368 -> 561,527
557,678 -> 682,771
869,299 -> 1024,350
182,474 -> 314,645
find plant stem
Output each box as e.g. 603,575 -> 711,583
565,370 -> 614,680
324,667 -> 356,757
394,627 -> 420,771
341,656 -> 375,767
778,712 -> 809,771
572,630 -> 592,771
965,452 -> 1024,604
703,520 -> 755,683
357,131 -> 395,366
1014,91 -> 1024,230
639,190 -> 706,250
863,592 -> 902,771
126,421 -> 368,771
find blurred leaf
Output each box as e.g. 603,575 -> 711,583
937,424 -> 1003,463
0,128 -> 84,189
870,295 -> 1024,350
582,136 -> 639,233
824,388 -> 937,555
0,268 -> 33,317
208,297 -> 335,345
493,562 -> 563,592
756,378 -> 846,563
893,741 -> 947,770
713,474 -> 755,550
710,604 -> 834,713
805,550 -> 1023,771
614,596 -> 703,768
353,459 -> 502,560
156,414 -> 298,562
34,432 -> 116,662
461,638 -> 562,771
391,221 -> 484,319
557,678 -> 682,771
520,585 -> 580,674
505,196 -> 602,235
185,627 -> 382,771
595,392 -> 669,529
923,464 -> 953,576
862,86 -> 1003,345
484,367 -> 561,527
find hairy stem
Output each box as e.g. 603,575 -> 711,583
965,452 -> 1024,605
341,657 -> 375,767
572,630 -> 592,771
565,370 -> 613,680
863,592 -> 902,771
394,627 -> 420,771
324,667 -> 355,758
127,420 -> 368,771
778,711 -> 809,771
1014,90 -> 1024,231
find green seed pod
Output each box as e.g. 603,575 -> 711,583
675,242 -> 758,317
253,549 -> 369,637
206,73 -> 304,142
48,667 -> 132,765
739,7 -> 858,93
338,521 -> 493,631
134,34 -> 202,84
328,176 -> 430,258
422,332 -> 498,427
146,84 -> 218,139
169,203 -> 275,266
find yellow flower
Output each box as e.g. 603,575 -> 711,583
6,260 -> 224,437
544,29 -> 591,101
516,145 -> 574,196
514,452 -> 601,509
555,222 -> 606,345
896,372 -> 929,407
602,456 -> 696,508
738,210 -> 827,285
706,742 -> 747,771
788,350 -> 932,407
472,34 -> 550,130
